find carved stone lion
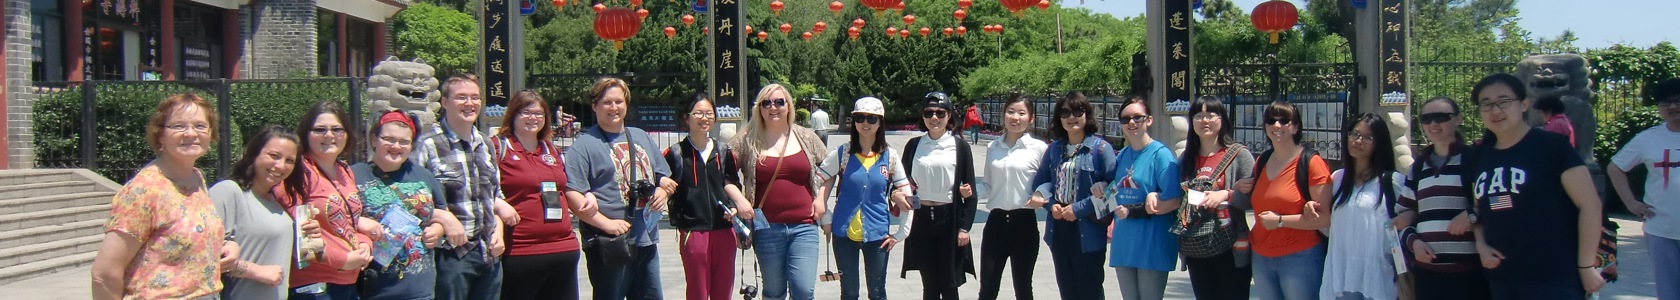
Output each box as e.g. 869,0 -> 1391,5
366,57 -> 442,131
1514,54 -> 1595,163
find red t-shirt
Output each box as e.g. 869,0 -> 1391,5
1249,154 -> 1331,258
498,137 -> 580,255
1194,148 -> 1230,190
755,150 -> 816,224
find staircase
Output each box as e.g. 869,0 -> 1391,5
0,169 -> 120,286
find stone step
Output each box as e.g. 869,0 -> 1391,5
0,205 -> 109,232
0,219 -> 106,249
0,192 -> 115,216
0,170 -> 82,186
0,235 -> 103,270
0,252 -> 97,287
0,181 -> 100,200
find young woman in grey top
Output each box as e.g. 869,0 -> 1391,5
211,125 -> 319,300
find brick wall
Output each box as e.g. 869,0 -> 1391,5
239,0 -> 318,79
5,0 -> 34,169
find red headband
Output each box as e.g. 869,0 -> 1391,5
377,110 -> 418,136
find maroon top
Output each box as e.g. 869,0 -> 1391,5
498,137 -> 580,256
754,150 -> 816,224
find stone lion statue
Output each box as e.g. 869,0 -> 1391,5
1514,54 -> 1595,164
366,57 -> 442,131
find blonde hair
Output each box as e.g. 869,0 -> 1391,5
588,77 -> 632,104
736,83 -> 799,160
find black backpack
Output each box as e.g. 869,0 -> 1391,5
1254,147 -> 1321,206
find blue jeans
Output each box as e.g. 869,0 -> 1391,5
1650,234 -> 1680,300
584,244 -> 664,300
833,237 -> 889,300
436,247 -> 504,300
288,283 -> 358,300
1252,243 -> 1326,300
753,222 -> 820,300
1048,221 -> 1106,300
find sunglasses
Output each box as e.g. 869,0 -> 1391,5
310,127 -> 348,136
1418,112 -> 1455,125
1058,110 -> 1087,119
852,114 -> 881,124
1266,118 -> 1293,126
758,98 -> 787,108
922,110 -> 949,119
1118,115 -> 1150,125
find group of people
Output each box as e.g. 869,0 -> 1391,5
87,72 -> 1678,300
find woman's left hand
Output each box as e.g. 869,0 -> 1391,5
1581,267 -> 1607,293
218,241 -> 240,272
959,183 -> 973,199
956,230 -> 970,247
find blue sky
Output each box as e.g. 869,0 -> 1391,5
1063,0 -> 1676,49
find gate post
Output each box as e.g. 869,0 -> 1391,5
1146,0 -> 1194,155
1355,0 -> 1414,172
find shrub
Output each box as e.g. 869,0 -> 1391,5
1594,105 -> 1664,212
795,108 -> 810,127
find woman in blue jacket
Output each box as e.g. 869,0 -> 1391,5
1029,92 -> 1118,300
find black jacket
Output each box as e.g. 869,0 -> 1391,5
664,137 -> 743,231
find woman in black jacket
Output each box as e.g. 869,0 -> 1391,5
664,92 -> 753,300
901,92 -> 979,300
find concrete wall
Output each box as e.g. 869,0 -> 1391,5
239,0 -> 318,78
5,0 -> 33,169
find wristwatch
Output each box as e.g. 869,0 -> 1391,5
1274,218 -> 1285,229
1465,211 -> 1479,224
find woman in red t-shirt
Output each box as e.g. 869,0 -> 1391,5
494,91 -> 586,300
1235,100 -> 1333,300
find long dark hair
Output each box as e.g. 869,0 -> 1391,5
1471,73 -> 1529,145
1333,113 -> 1397,209
295,100 -> 360,159
1180,96 -> 1236,181
228,125 -> 305,200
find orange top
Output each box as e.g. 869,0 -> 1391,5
1249,154 -> 1332,258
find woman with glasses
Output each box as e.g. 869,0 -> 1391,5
92,94 -> 236,300
976,95 -> 1048,300
1104,96 -> 1183,300
285,100 -> 380,300
1318,113 -> 1405,300
495,91 -> 587,300
1234,100 -> 1332,300
667,92 -> 753,300
900,92 -> 979,300
1176,96 -> 1256,300
350,110 -> 452,300
1030,92 -> 1117,300
814,96 -> 913,300
1467,73 -> 1605,300
1398,96 -> 1490,299
730,83 -> 829,300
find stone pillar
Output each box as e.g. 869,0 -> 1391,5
222,8 -> 240,79
1146,0 -> 1193,155
1354,0 -> 1413,172
161,0 -> 176,79
61,0 -> 81,81
5,0 -> 33,168
374,21 -> 387,64
240,0 -> 318,79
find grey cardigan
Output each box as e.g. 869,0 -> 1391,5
731,125 -> 829,208
1192,144 -> 1257,268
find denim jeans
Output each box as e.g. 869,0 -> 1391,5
584,244 -> 664,300
1113,266 -> 1169,300
287,283 -> 358,300
1047,220 -> 1106,300
832,237 -> 889,300
1651,234 -> 1680,300
753,222 -> 820,300
1252,243 -> 1326,300
436,247 -> 504,300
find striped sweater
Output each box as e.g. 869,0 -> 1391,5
1398,144 -> 1479,273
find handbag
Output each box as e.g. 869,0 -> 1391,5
589,129 -> 645,265
1173,144 -> 1243,258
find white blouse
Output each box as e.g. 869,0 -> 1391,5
979,135 -> 1047,210
911,133 -> 961,203
1321,169 -> 1402,300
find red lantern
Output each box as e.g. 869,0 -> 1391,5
829,1 -> 845,16
853,18 -> 866,29
682,14 -> 695,27
958,0 -> 972,9
663,26 -> 676,39
1250,0 -> 1299,44
953,9 -> 967,21
994,24 -> 1004,34
757,31 -> 769,41
898,29 -> 910,38
593,7 -> 641,51
982,24 -> 993,33
1000,0 -> 1035,15
861,0 -> 895,14
592,3 -> 605,13
894,1 -> 905,12
636,8 -> 649,21
703,26 -> 710,35
779,23 -> 793,35
847,26 -> 861,40
770,0 -> 785,15
919,27 -> 930,37
956,25 -> 967,35
1037,0 -> 1050,10
814,22 -> 828,34
746,25 -> 754,33
942,27 -> 953,36
802,31 -> 813,41
629,0 -> 642,7
886,26 -> 898,37
903,15 -> 916,26
552,0 -> 566,10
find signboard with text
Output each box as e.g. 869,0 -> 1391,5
483,0 -> 514,113
711,0 -> 746,121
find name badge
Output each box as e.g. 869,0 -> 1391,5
542,182 -> 565,220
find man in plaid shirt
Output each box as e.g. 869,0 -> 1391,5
412,74 -> 521,300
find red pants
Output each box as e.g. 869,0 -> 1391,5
679,228 -> 738,300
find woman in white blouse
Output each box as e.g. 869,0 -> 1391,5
975,95 -> 1049,300
901,92 -> 979,299
1320,113 -> 1407,300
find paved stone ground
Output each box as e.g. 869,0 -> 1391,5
1,133 -> 1661,299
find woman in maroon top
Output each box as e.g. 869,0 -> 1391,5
730,83 -> 829,300
495,91 -> 587,300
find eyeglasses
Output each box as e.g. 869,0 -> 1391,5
689,111 -> 717,119
1058,110 -> 1086,119
1477,98 -> 1519,112
378,135 -> 412,147
1118,115 -> 1150,125
165,123 -> 210,134
922,110 -> 949,119
517,111 -> 545,119
1267,118 -> 1294,126
1191,113 -> 1220,122
758,98 -> 787,108
450,95 -> 483,102
310,126 -> 348,136
1418,112 -> 1455,125
852,114 -> 881,124
1348,132 -> 1376,144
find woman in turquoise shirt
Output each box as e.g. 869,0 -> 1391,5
1106,96 -> 1183,300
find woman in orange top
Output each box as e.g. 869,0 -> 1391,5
1236,100 -> 1333,300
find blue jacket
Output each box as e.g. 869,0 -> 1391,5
1032,134 -> 1118,253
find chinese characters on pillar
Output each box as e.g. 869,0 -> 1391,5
712,0 -> 747,121
483,0 -> 513,111
1379,0 -> 1409,107
1163,0 -> 1193,115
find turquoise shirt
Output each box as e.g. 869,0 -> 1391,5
1107,141 -> 1183,272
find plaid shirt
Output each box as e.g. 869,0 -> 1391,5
412,124 -> 504,257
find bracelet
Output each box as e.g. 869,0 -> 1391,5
1579,266 -> 1598,269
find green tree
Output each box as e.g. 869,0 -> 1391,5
392,3 -> 479,75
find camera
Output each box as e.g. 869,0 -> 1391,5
629,180 -> 658,200
738,285 -> 758,300
819,270 -> 843,282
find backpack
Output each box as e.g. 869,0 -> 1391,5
1254,147 -> 1321,207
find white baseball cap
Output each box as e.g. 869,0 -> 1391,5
852,97 -> 885,116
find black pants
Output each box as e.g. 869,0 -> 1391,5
1489,274 -> 1584,300
978,209 -> 1038,300
1183,250 -> 1252,300
1412,267 -> 1490,300
923,285 -> 959,300
911,205 -> 963,300
501,250 -> 582,300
